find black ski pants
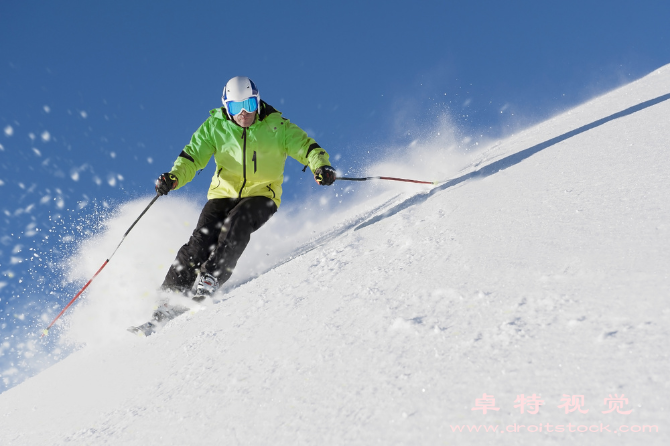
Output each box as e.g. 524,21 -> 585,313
161,197 -> 277,293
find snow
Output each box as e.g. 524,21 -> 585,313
0,65 -> 669,445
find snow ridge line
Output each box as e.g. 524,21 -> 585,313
357,91 -> 670,231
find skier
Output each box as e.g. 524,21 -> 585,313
154,76 -> 335,303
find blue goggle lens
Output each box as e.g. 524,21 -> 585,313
226,97 -> 258,116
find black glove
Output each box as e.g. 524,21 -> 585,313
314,166 -> 336,186
155,173 -> 179,195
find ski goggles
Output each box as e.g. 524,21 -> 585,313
225,96 -> 259,116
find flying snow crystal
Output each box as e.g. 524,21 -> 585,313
80,111 -> 88,119
93,176 -> 102,186
28,133 -> 35,141
0,179 -> 4,186
25,223 -> 37,237
0,143 -> 4,151
32,148 -> 42,157
3,125 -> 13,136
110,151 -> 116,158
107,175 -> 117,187
41,131 -> 51,142
147,157 -> 153,164
43,105 -> 51,113
71,171 -> 80,181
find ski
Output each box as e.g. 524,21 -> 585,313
127,302 -> 190,337
127,320 -> 162,337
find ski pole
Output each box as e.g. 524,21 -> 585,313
41,193 -> 161,337
337,176 -> 442,185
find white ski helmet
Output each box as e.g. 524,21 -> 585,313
221,76 -> 260,117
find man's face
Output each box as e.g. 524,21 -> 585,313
233,110 -> 257,128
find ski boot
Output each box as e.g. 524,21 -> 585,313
193,272 -> 219,302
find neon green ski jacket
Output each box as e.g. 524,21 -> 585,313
169,101 -> 330,208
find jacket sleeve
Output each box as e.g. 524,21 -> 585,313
169,118 -> 216,190
283,119 -> 330,173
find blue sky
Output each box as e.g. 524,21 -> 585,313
1,0 -> 669,390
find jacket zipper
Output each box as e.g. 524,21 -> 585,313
252,151 -> 257,173
237,128 -> 247,198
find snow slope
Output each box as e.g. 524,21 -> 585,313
1,65 -> 669,445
